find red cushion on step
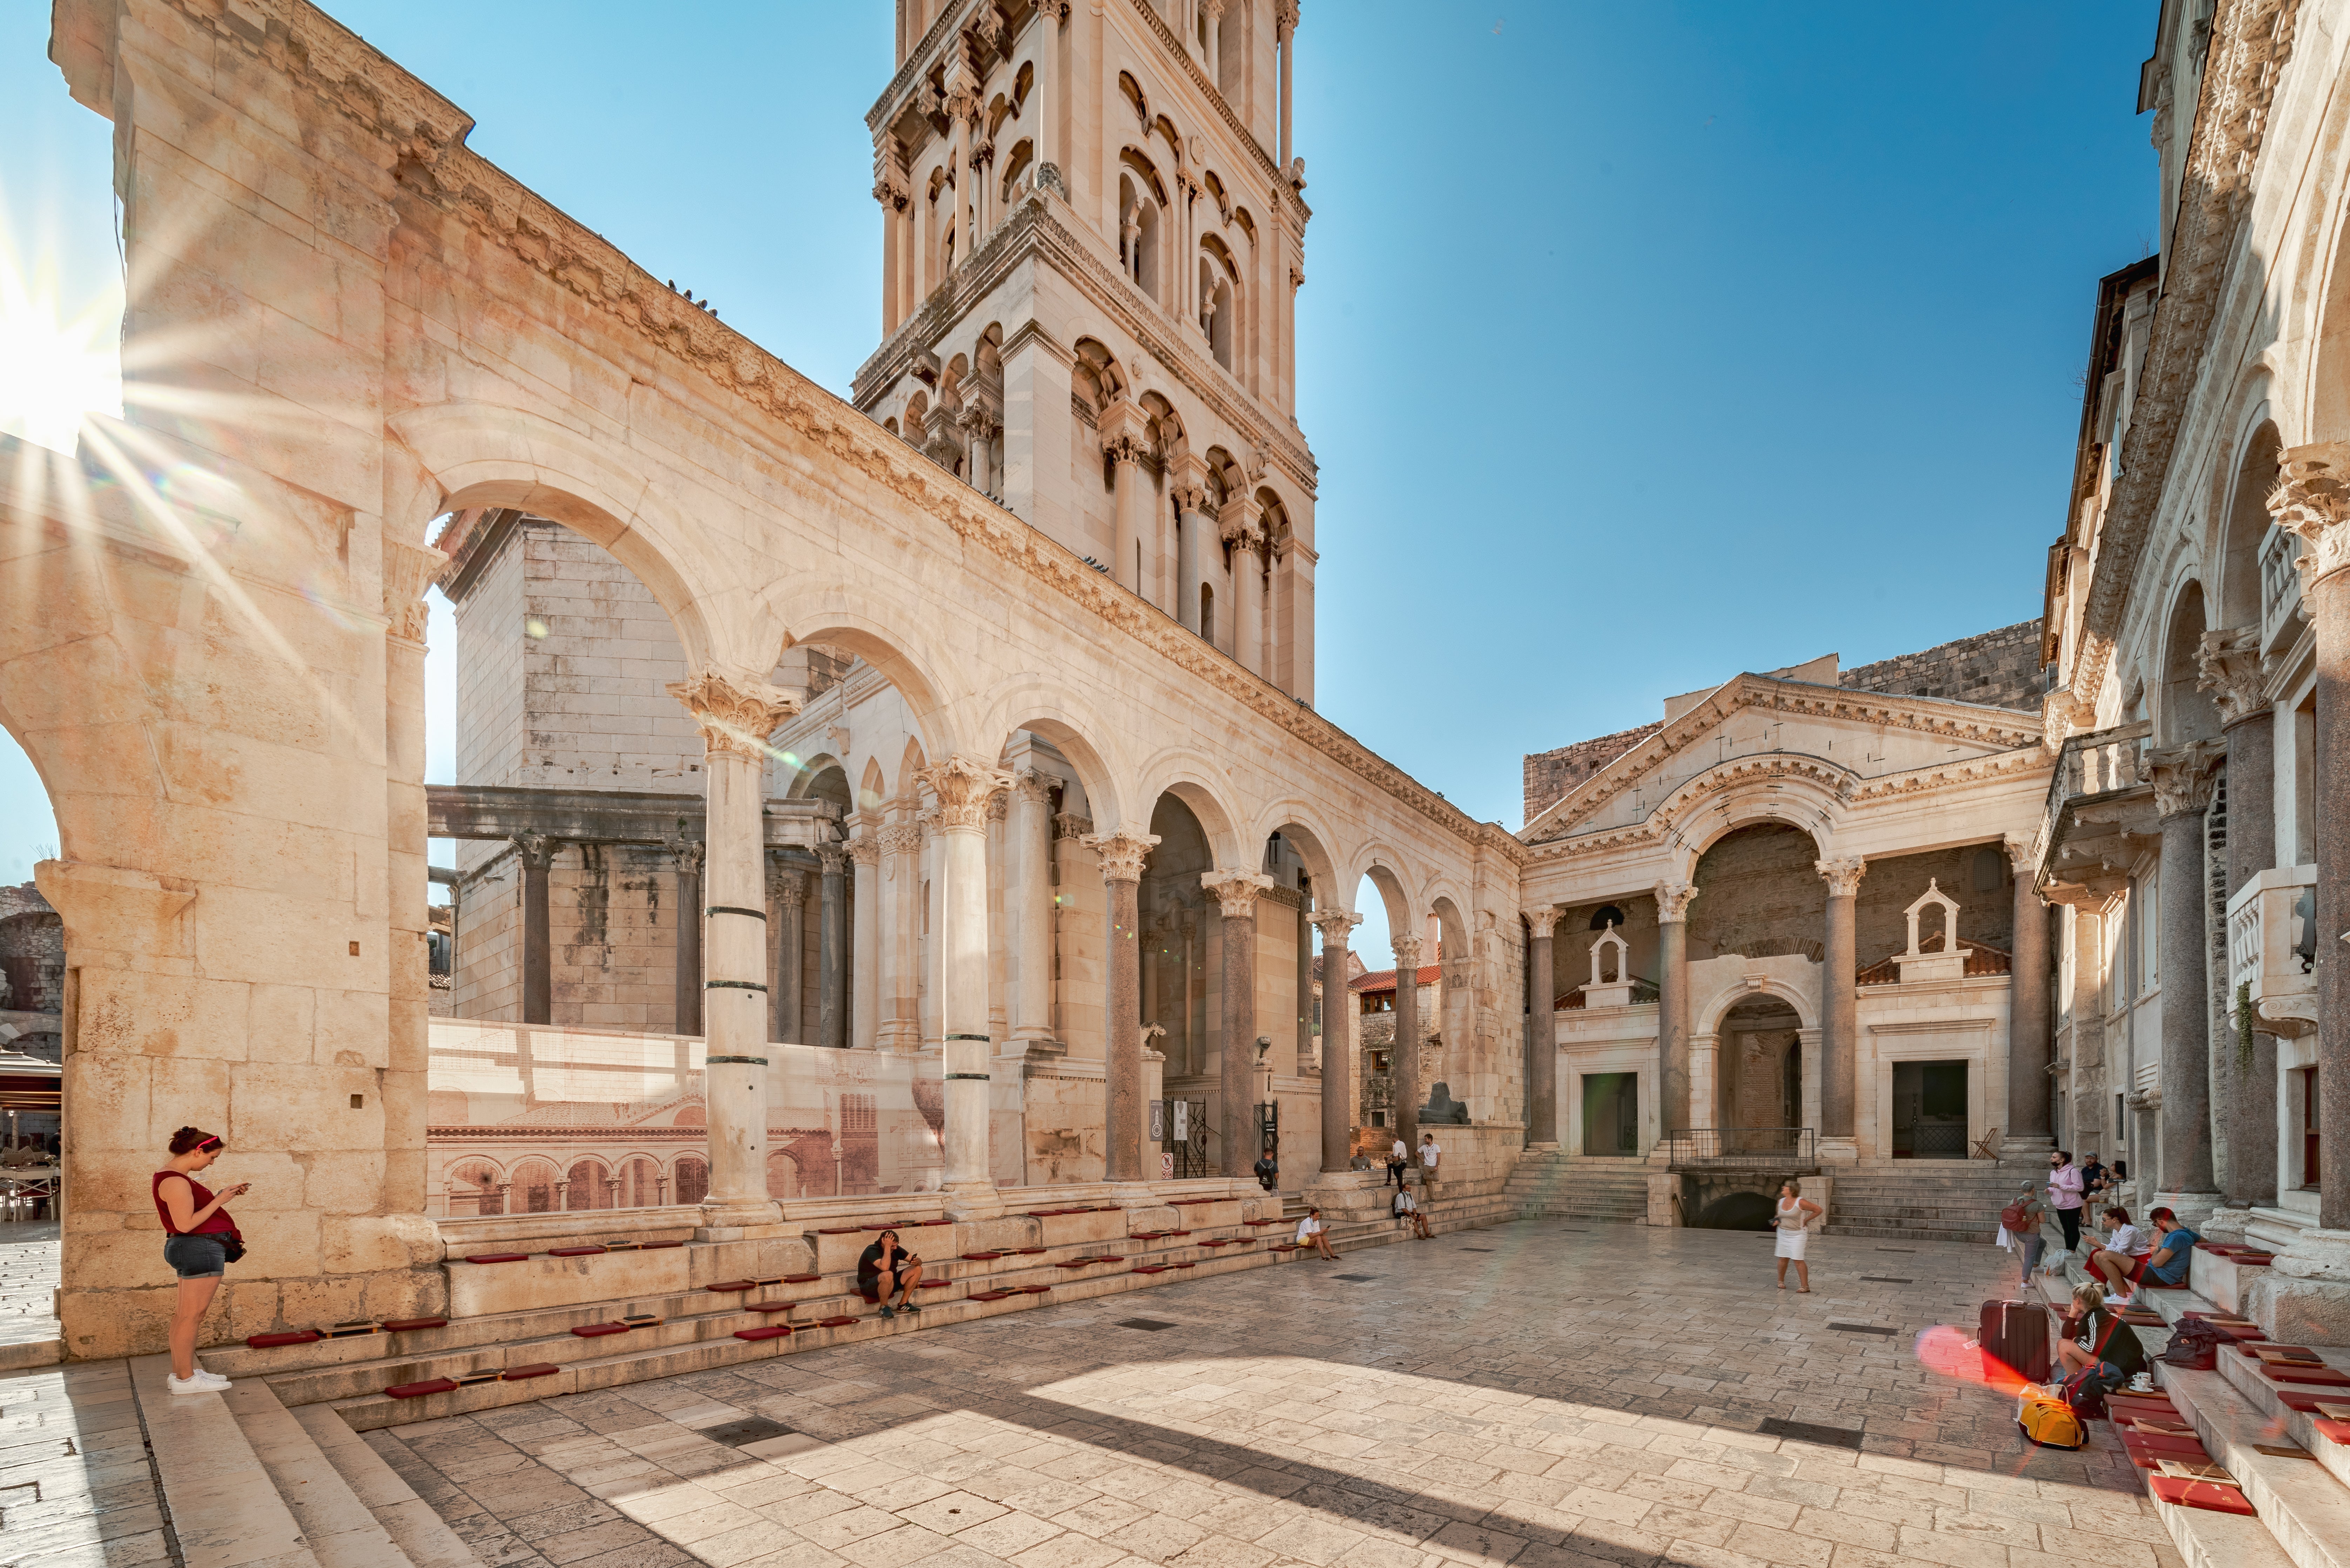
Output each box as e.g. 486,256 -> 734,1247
735,1325 -> 792,1341
387,1378 -> 459,1399
2312,1419 -> 2350,1445
546,1246 -> 607,1257
1016,1247 -> 1048,1255
969,1289 -> 1014,1301
1092,1256 -> 1124,1264
1018,1284 -> 1051,1294
501,1363 -> 559,1381
915,1280 -> 951,1289
816,1226 -> 863,1234
1173,1261 -> 1196,1269
383,1318 -> 449,1333
917,1219 -> 953,1226
246,1331 -> 322,1349
749,1300 -> 795,1314
706,1280 -> 756,1293
2274,1390 -> 2336,1413
571,1323 -> 629,1338
816,1315 -> 858,1327
2122,1433 -> 2209,1455
2265,1365 -> 2350,1385
1133,1265 -> 1171,1274
462,1252 -> 528,1264
961,1252 -> 1003,1261
638,1239 -> 685,1250
1055,1260 -> 1096,1269
1168,1229 -> 1190,1236
2148,1476 -> 2256,1514
782,1273 -> 821,1283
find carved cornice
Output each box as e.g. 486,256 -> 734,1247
1814,857 -> 1867,898
1201,869 -> 1273,918
2068,0 -> 2302,714
2195,626 -> 2269,728
665,670 -> 801,761
1086,829 -> 1160,883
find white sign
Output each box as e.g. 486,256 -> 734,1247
1160,1152 -> 1173,1180
1149,1099 -> 1164,1141
1172,1100 -> 1189,1142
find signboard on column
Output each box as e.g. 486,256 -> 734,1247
1149,1099 -> 1164,1141
1172,1100 -> 1189,1142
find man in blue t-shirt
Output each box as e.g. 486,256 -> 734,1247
2124,1207 -> 2199,1301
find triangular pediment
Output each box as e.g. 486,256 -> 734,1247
1521,675 -> 2044,847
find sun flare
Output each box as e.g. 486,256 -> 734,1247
0,222 -> 122,457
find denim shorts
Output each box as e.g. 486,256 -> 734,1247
163,1235 -> 228,1279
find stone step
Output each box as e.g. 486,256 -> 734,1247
129,1352 -> 323,1568
293,1403 -> 483,1568
2161,1360 -> 2350,1568
222,1376 -> 436,1567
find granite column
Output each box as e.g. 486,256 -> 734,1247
1525,907 -> 1560,1148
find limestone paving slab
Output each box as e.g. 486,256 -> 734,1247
358,1221 -> 2189,1568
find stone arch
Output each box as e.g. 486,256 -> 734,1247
1132,749 -> 1244,866
1248,804 -> 1341,898
564,1156 -> 611,1210
785,752 -> 844,799
892,737 -> 929,802
857,757 -> 888,815
1696,974 -> 1820,1036
1351,854 -> 1415,940
754,601 -> 964,765
1657,768 -> 1845,880
2215,412 -> 2282,632
2157,575 -> 2220,745
980,693 -> 1124,831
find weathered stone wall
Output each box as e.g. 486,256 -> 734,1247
1839,619 -> 2045,711
1853,844 -> 2016,967
1523,723 -> 1662,825
1688,825 -> 1829,963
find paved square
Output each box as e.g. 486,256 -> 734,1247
363,1220 -> 2184,1568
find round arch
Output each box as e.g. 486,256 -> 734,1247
1696,975 -> 1820,1037
1247,804 -> 1342,897
1653,767 -> 1847,880
1349,853 -> 1415,941
2156,574 -> 2220,746
1132,748 -> 1246,866
2214,408 -> 2282,632
755,594 -> 968,768
973,683 -> 1127,831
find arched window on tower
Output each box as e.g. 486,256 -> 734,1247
1200,582 -> 1215,643
1117,165 -> 1163,301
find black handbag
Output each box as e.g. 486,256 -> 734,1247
221,1235 -> 247,1264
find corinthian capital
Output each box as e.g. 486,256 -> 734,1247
845,834 -> 880,869
1084,828 -> 1160,883
383,538 -> 445,644
1526,906 -> 1561,940
2271,442 -> 2350,593
1309,908 -> 1362,944
920,755 -> 1014,831
1389,933 -> 1421,968
1201,869 -> 1274,918
665,669 -> 801,761
1814,858 -> 1867,899
1275,0 -> 1300,40
2195,626 -> 2269,728
2148,744 -> 2220,820
1653,880 -> 1699,923
1011,768 -> 1053,806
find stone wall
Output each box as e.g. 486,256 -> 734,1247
1853,844 -> 2016,967
1838,619 -> 2044,711
1522,723 -> 1662,825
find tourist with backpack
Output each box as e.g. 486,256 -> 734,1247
1998,1181 -> 2048,1284
2054,1279 -> 2144,1407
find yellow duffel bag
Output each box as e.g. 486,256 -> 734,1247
2017,1384 -> 2087,1449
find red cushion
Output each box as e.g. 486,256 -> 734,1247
748,1300 -> 795,1314
386,1378 -> 459,1399
961,1252 -> 1004,1261
2122,1433 -> 2209,1455
705,1280 -> 756,1293
383,1318 -> 449,1333
2312,1419 -> 2350,1445
782,1272 -> 821,1283
570,1323 -> 628,1338
734,1325 -> 792,1341
1017,1284 -> 1051,1294
1016,1247 -> 1048,1256
2265,1365 -> 2350,1386
1133,1265 -> 1171,1275
816,1226 -> 863,1235
969,1289 -> 1015,1301
245,1331 -> 322,1349
546,1246 -> 606,1258
2148,1476 -> 2255,1514
639,1239 -> 685,1250
501,1363 -> 558,1381
2275,1390 -> 2337,1413
462,1252 -> 528,1264
1173,1261 -> 1197,1269
916,1218 -> 953,1226
1056,1259 -> 1097,1269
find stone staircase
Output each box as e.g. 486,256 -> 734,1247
1503,1150 -> 1651,1223
1819,1160 -> 2029,1244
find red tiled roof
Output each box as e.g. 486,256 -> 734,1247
1351,964 -> 1441,995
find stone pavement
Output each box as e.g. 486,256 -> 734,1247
360,1219 -> 2184,1568
0,1358 -> 169,1567
0,1221 -> 63,1364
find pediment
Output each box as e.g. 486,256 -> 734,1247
1521,675 -> 2044,848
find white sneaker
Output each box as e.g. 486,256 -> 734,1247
189,1368 -> 231,1388
166,1371 -> 229,1394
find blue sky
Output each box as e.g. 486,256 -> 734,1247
0,2 -> 2154,962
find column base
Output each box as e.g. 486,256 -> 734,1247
696,1197 -> 782,1239
1816,1137 -> 1859,1167
1523,1141 -> 1561,1155
1998,1134 -> 2055,1163
2200,1205 -> 2256,1244
2246,1228 -> 2350,1342
2149,1190 -> 2225,1232
940,1181 -> 1005,1221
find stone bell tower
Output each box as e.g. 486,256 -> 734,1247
856,0 -> 1318,701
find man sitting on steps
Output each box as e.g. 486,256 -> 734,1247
1393,1184 -> 1432,1239
857,1229 -> 924,1319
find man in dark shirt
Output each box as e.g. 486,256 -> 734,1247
856,1230 -> 924,1319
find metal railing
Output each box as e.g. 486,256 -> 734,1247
1665,1128 -> 1817,1171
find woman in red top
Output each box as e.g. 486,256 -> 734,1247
154,1127 -> 248,1394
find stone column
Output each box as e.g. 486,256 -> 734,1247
2151,745 -> 2221,1205
2203,627 -> 2280,1207
924,757 -> 1011,1210
1526,906 -> 1560,1148
670,838 -> 705,1038
1815,859 -> 1865,1146
2271,447 -> 2350,1229
1275,0 -> 1297,169
1201,0 -> 1224,80
877,818 -> 922,1051
769,862 -> 805,1043
1205,870 -> 1274,1174
1102,401 -> 1151,598
1236,536 -> 1265,677
1312,910 -> 1360,1172
1010,771 -> 1056,1047
1171,457 -> 1209,635
2003,836 -> 2053,1150
817,844 -> 848,1050
847,827 -> 880,1048
666,670 -> 801,1230
1654,882 -> 1698,1144
1294,892 -> 1312,1074
1033,3 -> 1065,190
1092,829 -> 1160,1181
512,834 -> 554,1026
946,67 -> 978,259
1389,932 -> 1425,1157
871,137 -> 910,332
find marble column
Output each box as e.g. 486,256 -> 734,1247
924,757 -> 1010,1209
1236,535 -> 1265,676
1033,2 -> 1064,190
671,838 -> 705,1038
1103,412 -> 1150,598
513,834 -> 554,1027
2203,627 -> 2280,1207
1526,907 -> 1560,1148
1093,829 -> 1159,1181
1815,859 -> 1865,1145
1312,910 -> 1361,1172
2152,745 -> 2221,1203
769,863 -> 805,1043
666,669 -> 801,1229
1294,892 -> 1312,1076
877,817 -> 922,1052
848,829 -> 880,1049
817,844 -> 848,1050
1654,882 -> 1698,1143
1276,0 -> 1297,168
1171,459 -> 1208,635
872,137 -> 910,332
1391,933 -> 1424,1157
2270,447 -> 2350,1228
1010,771 -> 1056,1047
1206,870 -> 1274,1174
2003,836 -> 2053,1148
946,69 -> 977,258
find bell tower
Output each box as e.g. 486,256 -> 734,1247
856,0 -> 1317,700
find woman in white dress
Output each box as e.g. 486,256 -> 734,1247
1773,1179 -> 1822,1293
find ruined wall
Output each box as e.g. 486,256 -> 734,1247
1523,722 -> 1662,825
1853,844 -> 2016,967
1840,619 -> 2045,711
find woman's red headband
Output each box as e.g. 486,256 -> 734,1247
195,1133 -> 222,1152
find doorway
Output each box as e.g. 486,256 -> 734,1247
1891,1061 -> 1968,1158
1581,1072 -> 1639,1156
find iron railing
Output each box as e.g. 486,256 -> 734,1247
1665,1128 -> 1817,1171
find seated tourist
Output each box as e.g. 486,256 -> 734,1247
1295,1206 -> 1338,1260
1393,1185 -> 1432,1239
856,1229 -> 924,1319
2115,1208 -> 2200,1302
2054,1279 -> 2146,1393
2087,1204 -> 2152,1298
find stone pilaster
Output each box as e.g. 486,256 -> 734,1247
769,861 -> 806,1044
511,833 -> 555,1027
922,756 -> 1012,1213
2002,835 -> 2054,1153
1653,881 -> 1698,1147
1814,858 -> 1865,1151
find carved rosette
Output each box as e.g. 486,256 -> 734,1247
1652,880 -> 1699,923
1813,857 -> 1867,899
1085,829 -> 1160,884
1309,909 -> 1362,945
1525,906 -> 1562,940
665,669 -> 801,761
2195,626 -> 2269,728
2148,743 -> 2220,820
2271,442 -> 2350,594
1201,869 -> 1273,917
921,756 -> 1013,832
